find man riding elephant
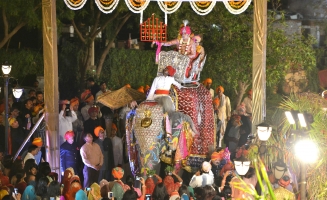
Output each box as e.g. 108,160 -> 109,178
153,20 -> 198,79
147,66 -> 182,113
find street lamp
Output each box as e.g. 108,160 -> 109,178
234,155 -> 251,176
294,139 -> 319,200
1,62 -> 23,155
12,88 -> 23,101
2,62 -> 11,155
256,121 -> 272,141
272,157 -> 288,180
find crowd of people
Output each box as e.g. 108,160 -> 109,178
0,75 -> 298,200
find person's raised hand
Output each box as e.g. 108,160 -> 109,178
140,177 -> 145,185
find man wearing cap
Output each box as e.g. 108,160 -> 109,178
147,66 -> 182,113
60,131 -> 80,176
189,161 -> 214,188
203,78 -> 214,99
59,100 -> 77,145
94,126 -> 114,181
86,77 -> 100,98
83,106 -> 106,139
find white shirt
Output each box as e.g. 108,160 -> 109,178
110,136 -> 123,167
189,170 -> 214,188
210,88 -> 214,99
59,110 -> 77,145
95,89 -> 110,101
147,76 -> 182,100
24,152 -> 36,164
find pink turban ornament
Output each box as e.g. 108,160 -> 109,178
180,20 -> 191,35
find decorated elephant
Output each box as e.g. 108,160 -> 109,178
126,77 -> 215,175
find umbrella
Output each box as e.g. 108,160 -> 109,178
97,86 -> 146,109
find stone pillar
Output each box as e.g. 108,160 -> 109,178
252,0 -> 267,133
42,0 -> 60,176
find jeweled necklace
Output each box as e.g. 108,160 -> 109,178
178,37 -> 190,55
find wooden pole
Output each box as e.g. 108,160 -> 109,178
252,0 -> 267,133
42,0 -> 60,176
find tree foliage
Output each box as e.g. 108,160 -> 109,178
0,49 -> 43,78
101,48 -> 156,89
56,0 -> 134,85
0,0 -> 42,49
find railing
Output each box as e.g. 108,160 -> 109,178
13,110 -> 45,161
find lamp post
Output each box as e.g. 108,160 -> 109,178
234,155 -> 251,176
294,139 -> 318,200
234,121 -> 272,175
1,62 -> 23,155
2,62 -> 12,155
285,110 -> 317,200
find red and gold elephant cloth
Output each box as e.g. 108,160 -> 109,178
174,84 -> 215,155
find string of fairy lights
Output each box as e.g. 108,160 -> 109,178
63,0 -> 252,23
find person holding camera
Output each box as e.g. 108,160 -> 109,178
59,100 -> 77,145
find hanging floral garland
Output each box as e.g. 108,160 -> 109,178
157,1 -> 182,24
63,0 -> 88,10
157,1 -> 182,14
63,0 -> 253,16
223,0 -> 252,15
95,0 -> 120,14
190,1 -> 216,16
124,0 -> 151,13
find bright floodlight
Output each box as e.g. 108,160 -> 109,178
294,139 -> 319,163
297,113 -> 307,127
12,88 -> 23,99
285,111 -> 295,124
1,63 -> 12,75
234,160 -> 251,176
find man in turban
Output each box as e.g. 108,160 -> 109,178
109,123 -> 123,168
80,132 -> 103,188
59,99 -> 77,145
215,86 -> 231,147
155,20 -> 197,60
83,106 -> 106,139
21,137 -> 44,164
81,89 -> 102,121
147,66 -> 182,113
94,126 -> 114,181
60,131 -> 80,177
210,148 -> 226,180
203,78 -> 214,99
